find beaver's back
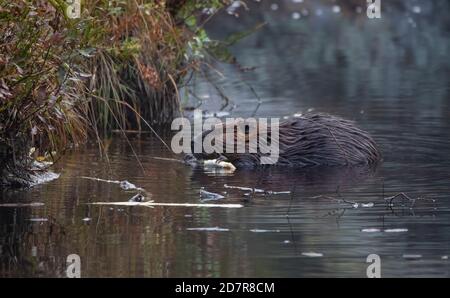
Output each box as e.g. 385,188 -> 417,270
272,114 -> 381,167
225,113 -> 381,168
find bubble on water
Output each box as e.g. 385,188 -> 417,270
332,5 -> 341,14
362,228 -> 381,233
302,252 -> 323,257
292,12 -> 301,20
27,218 -> 48,222
250,229 -> 281,233
315,9 -> 323,16
270,3 -> 279,11
356,6 -> 363,14
283,240 -> 291,244
292,0 -> 303,3
361,202 -> 374,208
302,9 -> 309,16
384,228 -> 408,233
442,256 -> 448,260
82,217 -> 91,222
412,6 -> 421,14
187,227 -> 230,232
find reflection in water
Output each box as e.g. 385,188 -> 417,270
1,0 -> 450,277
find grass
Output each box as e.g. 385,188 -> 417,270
0,0 -> 234,186
0,0 -> 87,185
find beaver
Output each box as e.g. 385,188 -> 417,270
190,113 -> 381,168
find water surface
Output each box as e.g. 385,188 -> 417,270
1,0 -> 450,277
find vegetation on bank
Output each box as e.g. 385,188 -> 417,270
0,0 -> 236,186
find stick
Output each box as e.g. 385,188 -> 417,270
88,202 -> 243,208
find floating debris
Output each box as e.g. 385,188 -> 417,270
28,170 -> 60,186
82,176 -> 145,191
361,228 -> 381,233
27,218 -> 48,222
266,191 -> 291,195
332,5 -> 341,14
200,189 -> 225,201
0,202 -> 44,208
120,180 -> 137,190
412,6 -> 421,14
129,193 -> 146,202
89,201 -> 243,208
249,229 -> 281,233
224,184 -> 264,193
203,111 -> 231,118
224,184 -> 290,197
384,228 -> 408,233
302,252 -> 323,257
292,12 -> 301,20
225,184 -> 263,192
226,1 -> 241,16
187,227 -> 230,232
203,159 -> 236,172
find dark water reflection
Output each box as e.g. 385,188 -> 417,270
1,0 -> 450,277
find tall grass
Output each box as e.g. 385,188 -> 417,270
84,0 -> 186,130
0,0 -> 87,186
0,0 -> 232,186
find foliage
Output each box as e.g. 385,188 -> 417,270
0,0 -> 250,186
0,0 -> 87,185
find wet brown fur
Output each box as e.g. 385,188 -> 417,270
192,113 -> 381,168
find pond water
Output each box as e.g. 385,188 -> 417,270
1,0 -> 450,277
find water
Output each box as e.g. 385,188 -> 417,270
1,0 -> 450,277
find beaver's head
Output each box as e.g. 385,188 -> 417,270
191,118 -> 264,162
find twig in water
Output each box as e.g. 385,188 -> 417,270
88,201 -> 243,208
286,185 -> 297,216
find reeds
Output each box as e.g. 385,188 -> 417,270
0,0 -> 231,186
0,0 -> 87,186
